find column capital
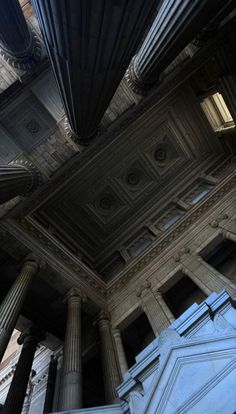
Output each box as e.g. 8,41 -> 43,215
17,326 -> 45,347
112,328 -> 121,337
63,287 -> 86,304
95,310 -> 111,328
136,281 -> 152,298
21,254 -> 39,273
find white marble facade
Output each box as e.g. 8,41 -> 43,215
117,290 -> 236,414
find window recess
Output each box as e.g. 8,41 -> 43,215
200,92 -> 235,132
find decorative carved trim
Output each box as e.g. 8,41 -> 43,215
0,31 -> 41,71
1,216 -> 107,300
106,173 -> 236,295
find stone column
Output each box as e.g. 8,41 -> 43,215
137,282 -> 170,336
155,290 -> 175,324
59,288 -> 84,411
112,329 -> 129,379
97,311 -> 121,403
183,254 -> 236,297
0,257 -> 39,363
43,355 -> 58,414
0,0 -> 41,69
126,0 -> 231,94
0,163 -> 41,205
2,327 -> 44,414
32,0 -> 159,143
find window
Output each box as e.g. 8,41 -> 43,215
162,210 -> 182,229
200,92 -> 235,132
190,184 -> 210,205
129,236 -> 152,258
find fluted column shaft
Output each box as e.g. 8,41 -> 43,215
43,355 -> 58,414
183,254 -> 236,297
0,0 -> 41,69
137,282 -> 170,336
155,290 -> 175,324
127,0 -> 233,94
0,258 -> 38,363
32,0 -> 160,142
97,312 -> 121,403
0,164 -> 41,205
112,329 -> 129,379
59,289 -> 83,411
2,327 -> 44,414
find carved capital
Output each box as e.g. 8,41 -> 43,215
21,254 -> 40,274
63,287 -> 86,305
94,310 -> 111,328
136,281 -> 152,298
17,326 -> 45,346
125,56 -> 153,96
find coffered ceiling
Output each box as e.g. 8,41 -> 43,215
30,84 -> 222,280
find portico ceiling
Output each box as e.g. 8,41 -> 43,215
31,85 -> 222,281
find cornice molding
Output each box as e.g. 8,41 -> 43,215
0,217 -> 107,307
